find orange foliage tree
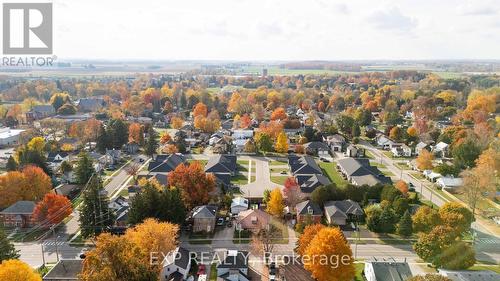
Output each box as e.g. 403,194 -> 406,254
128,123 -> 144,144
395,180 -> 409,196
297,224 -> 325,255
33,193 -> 72,226
170,116 -> 184,129
0,165 -> 52,209
303,227 -> 355,281
168,162 -> 215,208
193,102 -> 208,117
416,150 -> 434,170
160,133 -> 172,144
271,107 -> 287,121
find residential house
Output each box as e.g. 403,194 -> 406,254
237,208 -> 270,232
105,149 -> 121,165
296,174 -> 331,194
148,154 -> 186,173
191,205 -> 217,233
123,142 -> 140,154
423,170 -> 442,182
288,155 -> 322,175
26,104 -> 56,122
345,145 -> 365,158
205,154 -> 236,187
213,135 -> 233,154
438,269 -> 500,281
54,184 -> 81,200
436,176 -> 463,192
364,260 -> 413,281
433,142 -> 449,158
277,259 -> 314,281
391,144 -> 412,157
295,200 -> 322,224
376,134 -> 396,150
336,158 -> 391,186
415,142 -> 430,156
43,259 -> 83,281
47,152 -> 70,163
324,134 -> 346,152
161,247 -> 192,281
77,98 -> 105,112
0,201 -> 36,228
217,250 -> 250,281
232,129 -> 254,140
324,200 -> 364,226
108,196 -> 129,228
303,141 -> 330,157
0,127 -> 25,146
231,197 -> 249,215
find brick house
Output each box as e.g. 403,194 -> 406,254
0,201 -> 36,228
295,200 -> 322,224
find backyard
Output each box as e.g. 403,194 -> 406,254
318,161 -> 347,187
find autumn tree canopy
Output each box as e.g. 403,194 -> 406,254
168,162 -> 215,209
33,193 -> 73,227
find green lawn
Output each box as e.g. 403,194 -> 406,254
318,162 -> 347,187
469,264 -> 500,274
270,176 -> 288,185
269,167 -> 288,173
365,151 -> 375,159
269,160 -> 287,165
233,229 -> 252,244
187,159 -> 208,166
368,161 -> 387,169
381,170 -> 395,177
271,219 -> 290,244
394,162 -> 410,170
231,174 -> 255,185
118,188 -> 129,197
410,172 -> 425,180
209,263 -> 218,281
189,232 -> 213,244
354,263 -> 365,281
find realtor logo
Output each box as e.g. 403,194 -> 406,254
3,3 -> 52,54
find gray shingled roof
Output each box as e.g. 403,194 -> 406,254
296,174 -> 331,193
42,259 -> 83,280
148,154 -> 186,173
0,201 -> 36,214
295,200 -> 322,216
205,154 -> 236,174
370,261 -> 413,281
192,205 -> 217,219
324,200 -> 364,219
288,155 -> 322,175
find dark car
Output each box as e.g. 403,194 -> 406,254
216,218 -> 225,226
269,262 -> 276,281
227,221 -> 233,228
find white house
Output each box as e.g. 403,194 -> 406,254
415,142 -> 430,155
423,170 -> 442,182
0,127 -> 25,146
391,144 -> 412,157
437,177 -> 463,192
232,129 -> 253,139
161,247 -> 192,281
433,142 -> 449,158
376,134 -> 395,150
231,197 -> 249,215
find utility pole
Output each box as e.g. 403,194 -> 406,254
41,244 -> 46,266
51,226 -> 60,262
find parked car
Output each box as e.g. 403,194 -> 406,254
227,221 -> 233,228
197,264 -> 206,276
269,262 -> 276,281
216,218 -> 225,226
280,170 -> 287,175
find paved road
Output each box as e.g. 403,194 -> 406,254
240,156 -> 283,198
16,155 -> 147,267
359,141 -> 500,263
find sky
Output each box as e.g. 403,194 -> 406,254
9,0 -> 500,60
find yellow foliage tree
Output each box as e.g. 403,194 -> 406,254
416,150 -> 434,170
407,127 -> 417,138
303,227 -> 355,281
266,188 -> 284,217
0,259 -> 41,281
125,218 -> 179,272
275,131 -> 289,153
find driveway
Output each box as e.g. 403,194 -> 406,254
239,156 -> 283,199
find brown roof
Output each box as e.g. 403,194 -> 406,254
237,209 -> 270,230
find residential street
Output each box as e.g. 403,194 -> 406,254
240,156 -> 283,198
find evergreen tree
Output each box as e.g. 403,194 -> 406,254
352,123 -> 361,137
79,176 -> 115,238
128,183 -> 186,225
397,210 -> 413,237
95,124 -> 110,153
75,152 -> 95,185
108,119 -> 128,149
180,91 -> 187,108
379,205 -> 397,233
144,127 -> 158,156
0,228 -> 19,262
6,156 -> 17,171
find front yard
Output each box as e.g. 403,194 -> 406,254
318,161 -> 347,187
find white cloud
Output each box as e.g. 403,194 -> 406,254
41,0 -> 500,60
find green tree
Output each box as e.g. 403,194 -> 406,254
75,152 -> 94,185
379,205 -> 397,233
108,119 -> 129,149
365,204 -> 383,232
413,225 -> 457,264
452,138 -> 481,169
6,156 -> 17,171
57,103 -> 77,115
79,176 -> 115,238
351,123 -> 361,138
397,211 -> 413,237
50,92 -> 70,111
407,274 -> 452,281
0,228 -> 19,262
393,197 -> 410,216
144,127 -> 158,157
95,124 -> 110,154
255,132 -> 273,152
263,189 -> 271,204
434,241 -> 475,270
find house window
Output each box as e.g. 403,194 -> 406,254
307,206 -> 313,215
251,216 -> 257,224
